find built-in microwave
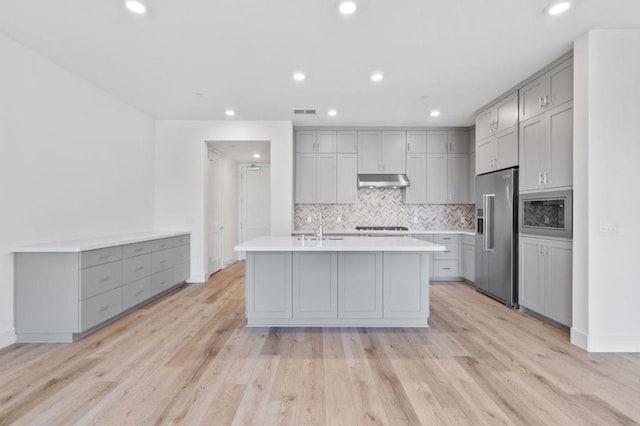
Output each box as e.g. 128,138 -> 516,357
519,190 -> 573,239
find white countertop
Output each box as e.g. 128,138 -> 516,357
234,236 -> 446,252
292,229 -> 476,237
12,231 -> 190,253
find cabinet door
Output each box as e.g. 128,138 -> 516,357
495,127 -> 519,170
293,252 -> 338,319
357,131 -> 381,173
462,244 -> 475,282
476,139 -> 495,175
295,154 -> 316,203
427,154 -> 448,204
427,130 -> 449,154
407,131 -> 427,153
545,240 -> 572,326
316,154 -> 337,203
447,154 -> 469,204
447,131 -> 469,153
404,154 -> 427,204
338,252 -> 383,318
381,131 -> 406,173
246,253 -> 292,319
520,76 -> 547,122
519,115 -> 546,192
496,93 -> 519,132
548,58 -> 573,109
295,130 -> 317,153
317,131 -> 337,153
337,131 -> 358,153
469,152 -> 476,203
519,237 -> 544,313
546,103 -> 573,189
476,108 -> 495,141
383,253 -> 429,319
336,154 -> 357,204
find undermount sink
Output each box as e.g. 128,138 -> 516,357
297,236 -> 343,241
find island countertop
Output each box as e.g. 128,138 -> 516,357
234,236 -> 445,252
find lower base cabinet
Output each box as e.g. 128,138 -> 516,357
338,252 -> 383,318
383,252 -> 430,319
519,236 -> 572,326
293,252 -> 338,318
461,243 -> 475,282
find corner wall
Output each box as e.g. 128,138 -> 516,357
154,121 -> 293,282
573,30 -> 640,352
0,34 -> 155,349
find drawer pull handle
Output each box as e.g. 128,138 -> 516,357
98,304 -> 110,313
443,268 -> 452,270
98,276 -> 111,283
160,260 -> 167,264
160,280 -> 168,285
135,266 -> 145,271
98,255 -> 111,261
135,248 -> 145,252
134,289 -> 145,296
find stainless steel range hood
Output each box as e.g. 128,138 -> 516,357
357,174 -> 410,189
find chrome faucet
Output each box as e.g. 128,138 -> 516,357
316,211 -> 324,239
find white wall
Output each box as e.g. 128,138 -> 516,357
0,34 -> 155,348
154,121 -> 293,282
573,30 -> 640,352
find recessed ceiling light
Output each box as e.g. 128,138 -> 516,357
328,109 -> 338,117
430,110 -> 441,118
225,109 -> 235,117
370,72 -> 384,82
547,2 -> 571,15
253,153 -> 261,159
338,1 -> 357,15
293,72 -> 306,82
124,0 -> 147,14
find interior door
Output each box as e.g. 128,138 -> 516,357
241,165 -> 271,244
208,151 -> 224,275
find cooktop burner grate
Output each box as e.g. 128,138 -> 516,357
355,226 -> 409,231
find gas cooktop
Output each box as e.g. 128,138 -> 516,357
355,226 -> 409,231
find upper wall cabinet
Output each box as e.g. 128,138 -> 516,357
406,131 -> 427,153
357,131 -> 406,174
475,92 -> 519,175
337,131 -> 358,153
476,93 -> 518,141
295,130 -> 337,153
520,58 -> 573,122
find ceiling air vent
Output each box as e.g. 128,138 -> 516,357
293,109 -> 316,115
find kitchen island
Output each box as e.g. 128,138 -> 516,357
234,236 -> 445,327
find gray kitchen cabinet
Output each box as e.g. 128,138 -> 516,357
403,153 -> 427,204
337,131 -> 358,153
338,252 -> 383,318
427,130 -> 448,154
246,252 -> 293,319
293,252 -> 338,319
295,130 -> 316,153
476,93 -> 518,141
357,130 -> 406,173
519,102 -> 573,192
461,238 -> 475,283
14,233 -> 190,342
407,131 -> 427,153
294,130 -> 342,204
469,129 -> 476,204
336,153 -> 357,204
295,153 -> 316,203
316,153 -> 337,203
520,58 -> 573,122
427,154 -> 448,204
316,131 -> 337,153
519,236 -> 572,326
383,252 -> 429,319
447,154 -> 469,204
432,234 -> 460,279
475,92 -> 519,175
447,131 -> 470,154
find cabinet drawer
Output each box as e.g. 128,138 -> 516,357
122,254 -> 151,284
80,261 -> 123,300
81,246 -> 122,269
434,244 -> 459,260
151,269 -> 174,295
434,234 -> 458,244
152,249 -> 177,273
152,237 -> 180,252
122,241 -> 151,259
462,235 -> 475,245
176,234 -> 190,246
433,260 -> 459,277
81,287 -> 122,331
175,245 -> 189,265
122,277 -> 151,311
173,263 -> 189,284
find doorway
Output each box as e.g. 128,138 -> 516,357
207,150 -> 224,275
240,164 -> 271,245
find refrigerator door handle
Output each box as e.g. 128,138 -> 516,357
482,195 -> 489,251
486,194 -> 495,251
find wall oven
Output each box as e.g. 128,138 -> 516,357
519,190 -> 573,239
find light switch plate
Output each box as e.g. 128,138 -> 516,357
600,222 -> 618,233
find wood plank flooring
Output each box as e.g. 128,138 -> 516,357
1,261 -> 640,425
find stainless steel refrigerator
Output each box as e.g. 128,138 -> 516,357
475,168 -> 518,308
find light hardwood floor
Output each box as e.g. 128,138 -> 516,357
1,261 -> 640,425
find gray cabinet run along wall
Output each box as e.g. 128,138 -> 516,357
14,233 -> 190,343
295,128 -> 475,205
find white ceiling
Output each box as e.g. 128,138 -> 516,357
1,0 -> 639,126
208,140 -> 271,164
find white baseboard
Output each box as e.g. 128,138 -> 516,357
570,328 -> 588,350
187,274 -> 207,284
0,328 -> 16,350
586,335 -> 640,353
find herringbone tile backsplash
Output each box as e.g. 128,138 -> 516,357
294,188 -> 476,230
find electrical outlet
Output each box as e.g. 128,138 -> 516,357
307,216 -> 312,224
600,222 -> 618,233
336,215 -> 342,224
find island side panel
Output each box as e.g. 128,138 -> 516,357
245,252 -> 292,320
293,252 -> 338,319
338,252 -> 383,319
382,252 -> 430,320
